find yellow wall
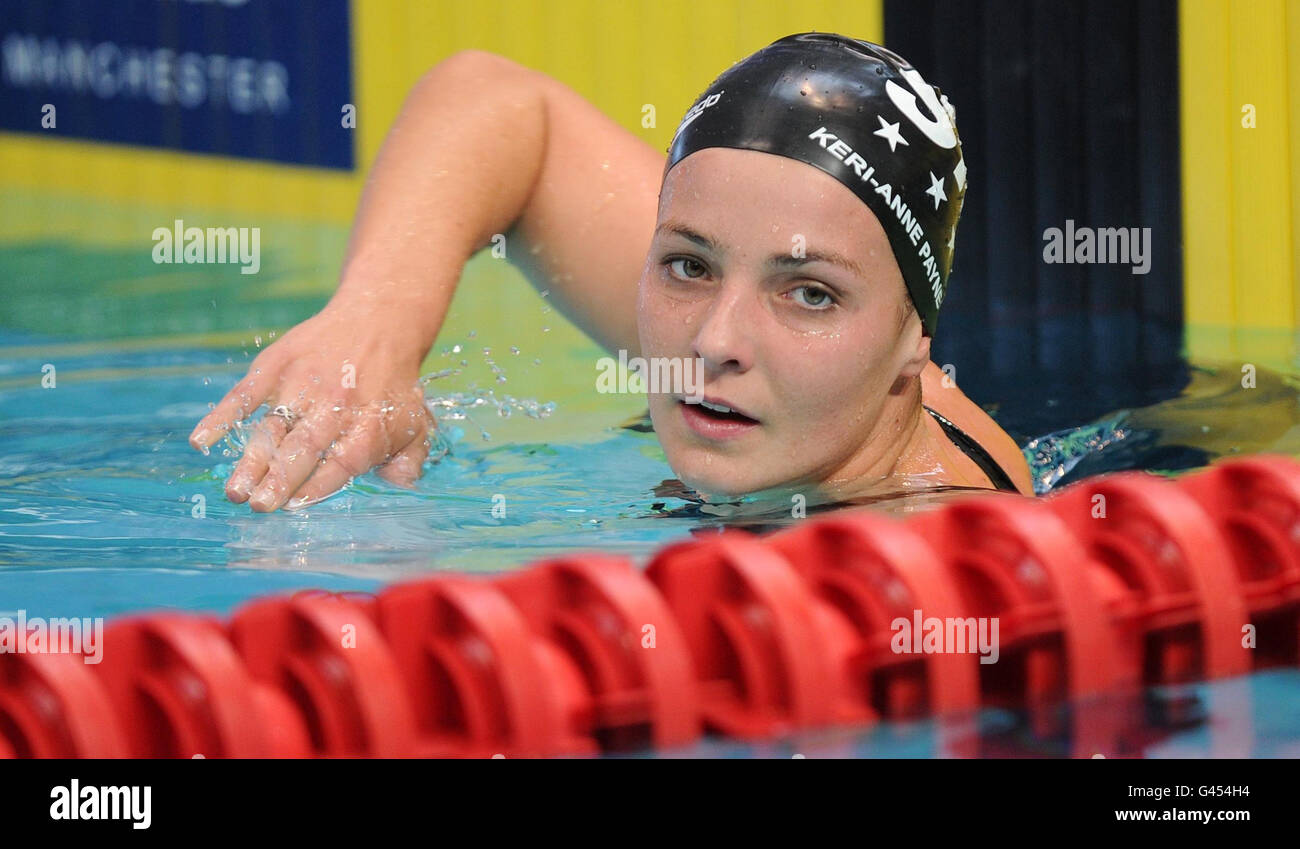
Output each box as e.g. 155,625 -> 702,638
0,0 -> 883,232
10,1 -> 1300,367
1181,0 -> 1300,365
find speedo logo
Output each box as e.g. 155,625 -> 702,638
671,91 -> 723,145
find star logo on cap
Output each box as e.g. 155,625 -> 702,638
925,171 -> 947,209
873,116 -> 908,153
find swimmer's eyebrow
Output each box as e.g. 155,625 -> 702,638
654,222 -> 721,253
656,221 -> 866,279
768,250 -> 868,280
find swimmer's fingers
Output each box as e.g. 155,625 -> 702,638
288,396 -> 433,504
190,356 -> 283,449
247,407 -> 342,512
382,390 -> 434,454
284,418 -> 384,508
225,415 -> 290,503
286,400 -> 408,506
373,390 -> 436,487
375,433 -> 431,489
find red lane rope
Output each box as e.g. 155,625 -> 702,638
3,455 -> 1299,757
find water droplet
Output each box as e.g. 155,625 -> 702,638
203,377 -> 211,385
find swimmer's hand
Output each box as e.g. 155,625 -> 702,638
187,306 -> 436,512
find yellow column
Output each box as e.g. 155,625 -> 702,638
1181,0 -> 1298,367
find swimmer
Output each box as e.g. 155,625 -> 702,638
189,33 -> 1035,512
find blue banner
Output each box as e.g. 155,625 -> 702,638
0,0 -> 354,169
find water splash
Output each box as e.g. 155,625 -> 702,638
218,373 -> 557,461
423,385 -> 556,444
1022,411 -> 1131,495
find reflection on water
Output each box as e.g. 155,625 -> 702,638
637,671 -> 1300,759
1039,362 -> 1300,491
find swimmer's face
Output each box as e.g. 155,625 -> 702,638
637,147 -> 930,497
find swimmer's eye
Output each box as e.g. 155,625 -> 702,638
787,284 -> 837,311
663,257 -> 709,281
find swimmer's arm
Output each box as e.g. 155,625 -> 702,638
190,51 -> 661,511
335,49 -> 660,358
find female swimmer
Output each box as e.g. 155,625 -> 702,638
189,33 -> 1034,512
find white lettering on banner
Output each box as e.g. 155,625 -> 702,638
2,34 -> 290,114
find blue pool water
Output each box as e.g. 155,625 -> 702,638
3,238 -> 1299,757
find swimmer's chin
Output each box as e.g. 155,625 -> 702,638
675,472 -> 823,507
686,469 -> 908,509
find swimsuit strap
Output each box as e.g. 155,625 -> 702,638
923,405 -> 1021,493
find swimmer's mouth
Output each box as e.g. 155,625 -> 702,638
679,396 -> 760,424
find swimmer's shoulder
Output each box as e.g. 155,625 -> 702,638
921,361 -> 1034,496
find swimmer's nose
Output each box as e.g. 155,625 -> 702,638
690,286 -> 756,375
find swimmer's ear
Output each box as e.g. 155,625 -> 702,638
897,314 -> 930,380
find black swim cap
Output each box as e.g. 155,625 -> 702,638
667,32 -> 967,334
